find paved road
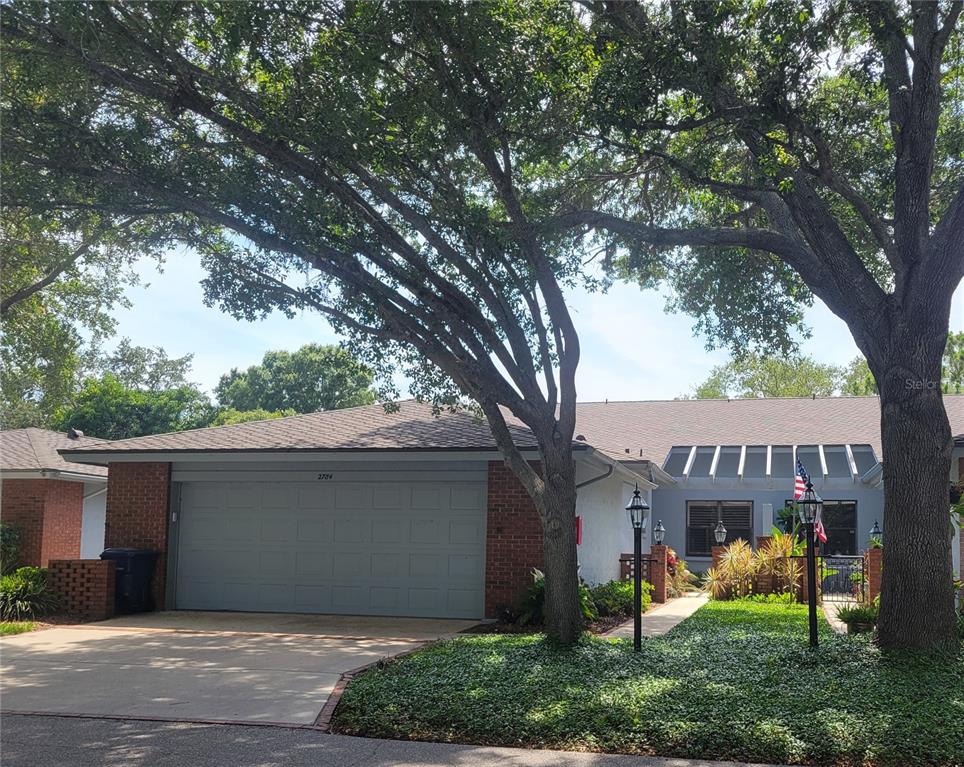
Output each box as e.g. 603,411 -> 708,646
1,713 -> 789,767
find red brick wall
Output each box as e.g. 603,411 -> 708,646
49,559 -> 115,622
1,479 -> 47,565
41,481 -> 84,563
485,462 -> 544,618
105,462 -> 171,609
1,478 -> 85,566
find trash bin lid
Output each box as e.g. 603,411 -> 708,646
100,548 -> 159,559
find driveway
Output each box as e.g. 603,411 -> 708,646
0,611 -> 474,725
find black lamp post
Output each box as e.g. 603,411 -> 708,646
626,484 -> 649,652
796,480 -> 823,649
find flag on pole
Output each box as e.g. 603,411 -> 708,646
794,459 -> 827,544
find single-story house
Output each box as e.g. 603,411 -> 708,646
1,428 -> 110,564
59,401 -> 654,619
58,396 -> 964,620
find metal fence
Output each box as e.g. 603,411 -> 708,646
820,555 -> 866,602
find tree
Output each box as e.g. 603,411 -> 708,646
3,2 -> 596,642
840,358 -> 878,397
0,209 -> 164,427
566,1 -> 963,648
95,338 -> 195,392
53,374 -> 213,441
216,345 -> 375,414
208,408 -> 296,427
841,332 -> 964,395
692,354 -> 843,399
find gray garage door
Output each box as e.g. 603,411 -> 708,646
173,479 -> 485,618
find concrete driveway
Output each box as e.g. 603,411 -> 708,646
0,611 -> 474,725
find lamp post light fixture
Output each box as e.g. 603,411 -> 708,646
870,520 -> 882,542
714,520 -> 727,545
653,520 -> 666,545
796,481 -> 823,649
626,484 -> 650,652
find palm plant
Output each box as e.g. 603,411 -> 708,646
756,527 -> 804,597
705,539 -> 758,599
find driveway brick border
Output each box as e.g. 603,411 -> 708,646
313,641 -> 435,732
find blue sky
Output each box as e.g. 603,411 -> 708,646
109,247 -> 964,401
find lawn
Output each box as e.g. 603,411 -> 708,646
0,621 -> 37,636
333,601 -> 964,766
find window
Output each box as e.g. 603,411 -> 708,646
784,499 -> 858,556
686,501 -> 753,557
822,501 -> 857,555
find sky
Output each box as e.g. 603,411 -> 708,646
109,246 -> 964,402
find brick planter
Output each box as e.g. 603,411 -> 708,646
49,559 -> 115,622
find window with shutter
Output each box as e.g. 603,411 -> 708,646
686,500 -> 753,557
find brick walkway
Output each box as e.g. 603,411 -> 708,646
603,592 -> 708,638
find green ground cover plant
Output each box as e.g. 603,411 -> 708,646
334,601 -> 963,766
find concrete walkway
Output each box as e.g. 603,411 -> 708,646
0,713 -> 793,767
604,592 -> 708,639
822,599 -> 853,635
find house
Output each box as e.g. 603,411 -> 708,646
59,401 -> 654,620
567,396 -> 964,581
57,396 -> 964,620
1,428 -> 110,564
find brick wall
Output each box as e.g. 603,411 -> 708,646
105,462 -> 171,609
1,479 -> 47,565
41,481 -> 84,563
485,462 -> 544,618
1,478 -> 85,566
49,559 -> 115,622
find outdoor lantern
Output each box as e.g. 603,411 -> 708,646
626,483 -> 649,530
653,520 -> 666,545
713,520 -> 727,544
870,520 -> 882,540
796,483 -> 823,525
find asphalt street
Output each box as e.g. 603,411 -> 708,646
0,713 -> 788,767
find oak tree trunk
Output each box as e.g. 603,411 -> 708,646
537,441 -> 583,645
872,326 -> 958,650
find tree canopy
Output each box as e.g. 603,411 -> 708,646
215,344 -> 375,414
4,0 -> 961,647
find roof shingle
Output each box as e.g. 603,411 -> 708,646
1,428 -> 108,477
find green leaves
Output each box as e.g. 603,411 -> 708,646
333,601 -> 964,766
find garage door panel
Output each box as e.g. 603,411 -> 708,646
175,480 -> 484,618
294,551 -> 331,578
333,518 -> 369,543
372,519 -> 406,543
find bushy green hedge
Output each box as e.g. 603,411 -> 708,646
0,567 -> 59,621
590,579 -> 653,617
515,569 -> 597,626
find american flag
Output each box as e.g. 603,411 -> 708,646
793,459 -> 809,500
794,458 -> 827,544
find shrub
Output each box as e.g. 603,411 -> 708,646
515,569 -> 597,627
836,601 -> 879,628
733,592 -> 796,605
590,579 -> 653,617
0,566 -> 59,621
0,524 -> 22,575
703,539 -> 757,599
666,548 -> 697,597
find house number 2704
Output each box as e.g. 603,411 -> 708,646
317,473 -> 334,480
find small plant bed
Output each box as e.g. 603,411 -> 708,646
0,621 -> 37,636
333,601 -> 964,766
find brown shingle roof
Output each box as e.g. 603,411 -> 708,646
1,428 -> 108,477
571,395 -> 964,462
58,395 -> 964,465
60,400 -> 542,455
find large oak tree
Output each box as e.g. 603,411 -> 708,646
2,1 -> 598,643
570,1 -> 963,648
